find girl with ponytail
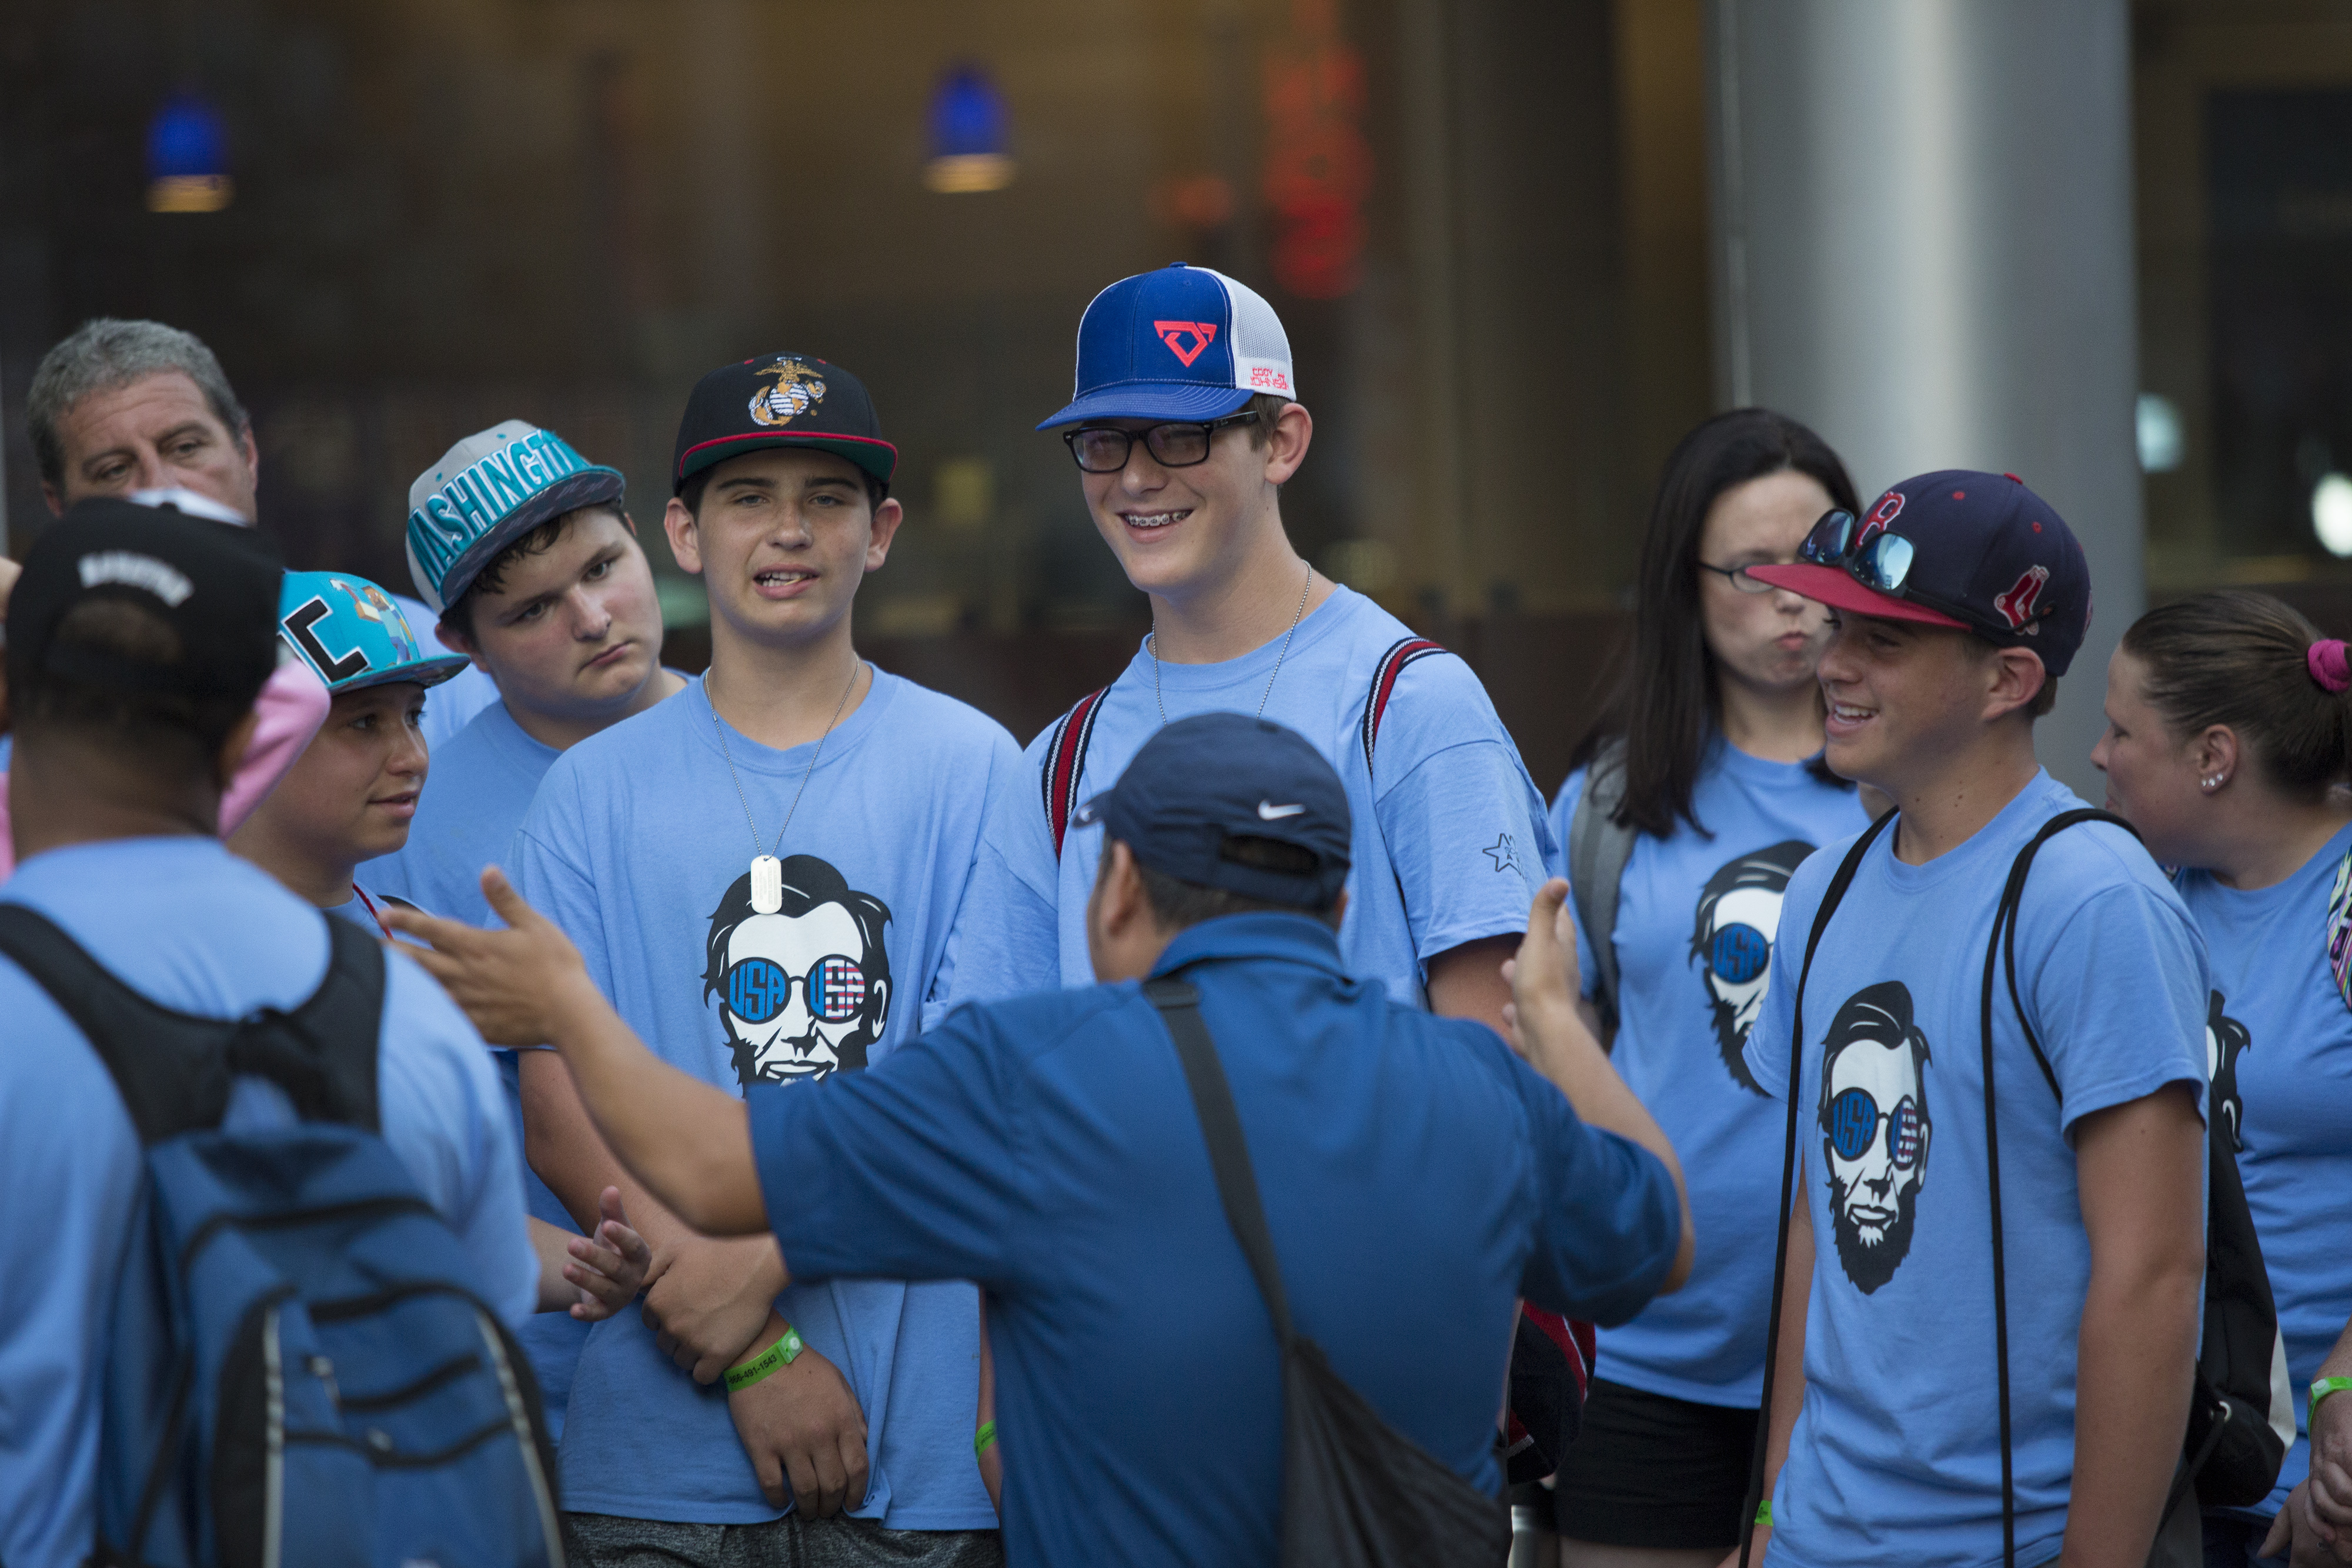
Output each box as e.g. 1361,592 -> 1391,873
2092,589 -> 2352,1565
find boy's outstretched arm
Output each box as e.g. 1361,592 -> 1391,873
385,869 -> 771,1240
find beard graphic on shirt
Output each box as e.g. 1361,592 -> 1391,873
1819,980 -> 1934,1295
2206,990 -> 2251,1154
701,855 -> 893,1090
1689,840 -> 1813,1094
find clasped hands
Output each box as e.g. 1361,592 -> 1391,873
2264,1393 -> 2352,1565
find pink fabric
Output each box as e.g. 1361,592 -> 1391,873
0,660 -> 329,881
220,661 -> 332,834
2310,639 -> 2351,694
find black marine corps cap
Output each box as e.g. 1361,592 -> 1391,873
673,353 -> 897,494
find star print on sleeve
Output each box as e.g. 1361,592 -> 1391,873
1483,833 -> 1523,876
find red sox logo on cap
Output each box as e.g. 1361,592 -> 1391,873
1994,565 -> 2050,631
1856,489 -> 1906,544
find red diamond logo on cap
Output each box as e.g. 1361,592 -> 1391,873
1153,320 -> 1218,367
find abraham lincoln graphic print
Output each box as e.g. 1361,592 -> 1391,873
703,854 -> 893,1089
1818,980 -> 1935,1295
1690,840 -> 1813,1093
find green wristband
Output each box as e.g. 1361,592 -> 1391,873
2313,1376 -> 2352,1427
724,1324 -> 804,1393
974,1420 -> 998,1456
1754,1499 -> 1773,1527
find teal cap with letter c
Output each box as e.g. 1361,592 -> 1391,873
278,570 -> 472,693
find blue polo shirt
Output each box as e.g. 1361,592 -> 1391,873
749,912 -> 1685,1568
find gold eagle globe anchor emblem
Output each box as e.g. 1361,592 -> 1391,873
749,359 -> 828,427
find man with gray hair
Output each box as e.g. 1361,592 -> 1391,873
23,317 -> 497,747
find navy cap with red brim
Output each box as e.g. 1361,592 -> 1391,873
1745,562 -> 1971,630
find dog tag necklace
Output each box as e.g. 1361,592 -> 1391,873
1151,563 -> 1315,727
711,660 -> 860,915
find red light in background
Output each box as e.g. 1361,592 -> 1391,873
1262,0 -> 1372,299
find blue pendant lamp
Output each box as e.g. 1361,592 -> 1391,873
925,64 -> 1014,193
147,90 -> 233,212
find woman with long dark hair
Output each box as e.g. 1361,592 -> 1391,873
2092,590 -> 2352,1568
1544,408 -> 1871,1566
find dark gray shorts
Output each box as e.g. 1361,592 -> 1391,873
562,1512 -> 1002,1568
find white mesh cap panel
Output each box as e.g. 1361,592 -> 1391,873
1207,268 -> 1298,400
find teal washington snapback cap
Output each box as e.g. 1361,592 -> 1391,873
405,422 -> 626,615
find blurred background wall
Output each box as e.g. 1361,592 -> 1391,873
2,0 -> 2348,797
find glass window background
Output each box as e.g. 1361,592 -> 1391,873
0,0 -> 1695,788
2136,0 -> 2352,633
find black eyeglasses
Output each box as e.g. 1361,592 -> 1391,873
1798,509 -> 1979,627
1063,412 -> 1260,473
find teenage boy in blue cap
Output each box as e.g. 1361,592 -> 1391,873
370,421 -> 686,1438
1735,474 -> 2210,1566
389,710 -> 1695,1568
0,503 -> 543,1567
965,263 -> 1551,1034
506,355 -> 1024,1565
230,569 -> 473,932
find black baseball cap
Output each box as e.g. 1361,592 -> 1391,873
1074,713 -> 1353,908
1748,469 -> 2093,677
8,496 -> 283,707
673,353 -> 897,494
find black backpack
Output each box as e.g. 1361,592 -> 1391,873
1145,977 -> 1513,1567
1738,808 -> 2290,1568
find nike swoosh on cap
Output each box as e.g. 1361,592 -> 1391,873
1257,801 -> 1305,820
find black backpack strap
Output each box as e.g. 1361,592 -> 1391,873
1567,738 -> 1636,1039
247,915 -> 387,1132
0,904 -> 236,1142
0,904 -> 385,1140
1978,806 -> 2141,1563
1740,807 -> 1898,1568
1995,809 -> 2140,1104
1144,977 -> 1295,1348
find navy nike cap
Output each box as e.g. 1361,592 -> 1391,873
1073,713 -> 1352,908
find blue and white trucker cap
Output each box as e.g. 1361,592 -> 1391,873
404,422 -> 625,615
278,570 -> 472,693
1037,263 -> 1298,429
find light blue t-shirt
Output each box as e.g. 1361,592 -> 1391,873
1742,772 -> 2209,1568
2179,818 -> 2352,1520
373,698 -> 561,927
389,591 -> 499,753
1552,741 -> 1870,1406
0,837 -> 536,1568
955,586 -> 1553,1006
370,696 -> 623,1440
512,668 -> 1021,1528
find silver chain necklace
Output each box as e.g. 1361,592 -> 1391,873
1152,564 -> 1315,727
710,660 -> 860,914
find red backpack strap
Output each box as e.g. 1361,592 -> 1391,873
1361,637 -> 1449,777
1043,687 -> 1110,861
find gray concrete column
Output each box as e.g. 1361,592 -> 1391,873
1705,0 -> 2141,800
